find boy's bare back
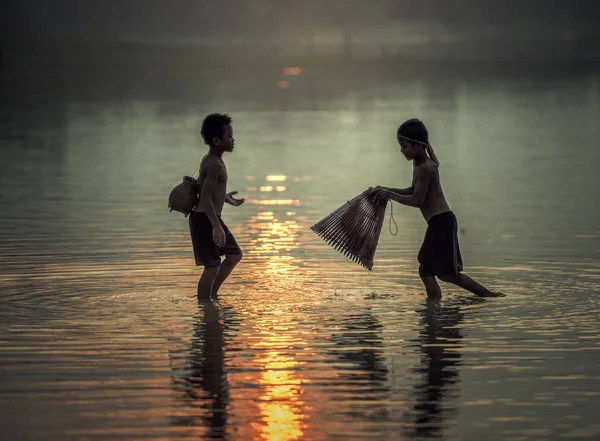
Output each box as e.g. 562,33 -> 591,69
414,158 -> 451,222
194,154 -> 228,216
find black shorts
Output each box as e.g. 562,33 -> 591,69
418,211 -> 463,277
189,212 -> 242,267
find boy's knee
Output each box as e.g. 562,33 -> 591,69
420,275 -> 436,284
439,274 -> 459,283
226,252 -> 243,264
203,265 -> 220,276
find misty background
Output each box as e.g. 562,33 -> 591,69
2,0 -> 600,68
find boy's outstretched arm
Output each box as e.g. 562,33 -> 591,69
381,185 -> 413,195
225,191 -> 245,206
385,166 -> 432,208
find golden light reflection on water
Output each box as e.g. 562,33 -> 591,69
252,335 -> 307,441
243,177 -> 301,241
240,204 -> 307,440
265,175 -> 287,182
257,186 -> 287,192
245,211 -> 300,256
247,199 -> 301,206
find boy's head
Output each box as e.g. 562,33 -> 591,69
397,118 -> 428,161
201,113 -> 234,152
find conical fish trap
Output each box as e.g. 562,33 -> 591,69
168,176 -> 199,217
311,189 -> 387,271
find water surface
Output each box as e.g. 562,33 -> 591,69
1,68 -> 600,440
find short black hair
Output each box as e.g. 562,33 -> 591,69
397,118 -> 428,144
200,113 -> 232,146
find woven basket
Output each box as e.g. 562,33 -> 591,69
311,189 -> 387,271
168,176 -> 199,217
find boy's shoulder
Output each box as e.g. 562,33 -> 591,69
200,154 -> 224,170
415,158 -> 438,173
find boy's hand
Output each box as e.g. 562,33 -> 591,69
369,185 -> 387,193
225,191 -> 245,207
213,226 -> 226,247
370,186 -> 389,204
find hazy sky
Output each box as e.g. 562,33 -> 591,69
1,0 -> 598,44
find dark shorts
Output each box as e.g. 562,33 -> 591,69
418,211 -> 463,277
189,212 -> 242,267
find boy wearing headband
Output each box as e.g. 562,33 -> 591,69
372,119 -> 503,300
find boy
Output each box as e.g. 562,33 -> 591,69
189,113 -> 244,300
371,118 -> 503,300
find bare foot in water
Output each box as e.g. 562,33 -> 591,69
426,294 -> 441,304
480,291 -> 506,298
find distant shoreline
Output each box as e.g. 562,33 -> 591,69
3,38 -> 600,73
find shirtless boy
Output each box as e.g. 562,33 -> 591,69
190,113 -> 244,300
371,118 -> 503,300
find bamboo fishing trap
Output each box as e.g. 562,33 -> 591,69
311,189 -> 390,271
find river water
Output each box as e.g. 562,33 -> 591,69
1,67 -> 600,440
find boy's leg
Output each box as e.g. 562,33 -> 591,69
198,266 -> 220,300
439,273 -> 504,297
420,276 -> 442,301
211,253 -> 243,298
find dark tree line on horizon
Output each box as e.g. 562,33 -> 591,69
1,0 -> 598,44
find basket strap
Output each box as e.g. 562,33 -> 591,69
191,163 -> 200,179
388,200 -> 398,236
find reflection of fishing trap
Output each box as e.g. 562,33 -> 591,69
168,176 -> 199,217
311,189 -> 387,271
